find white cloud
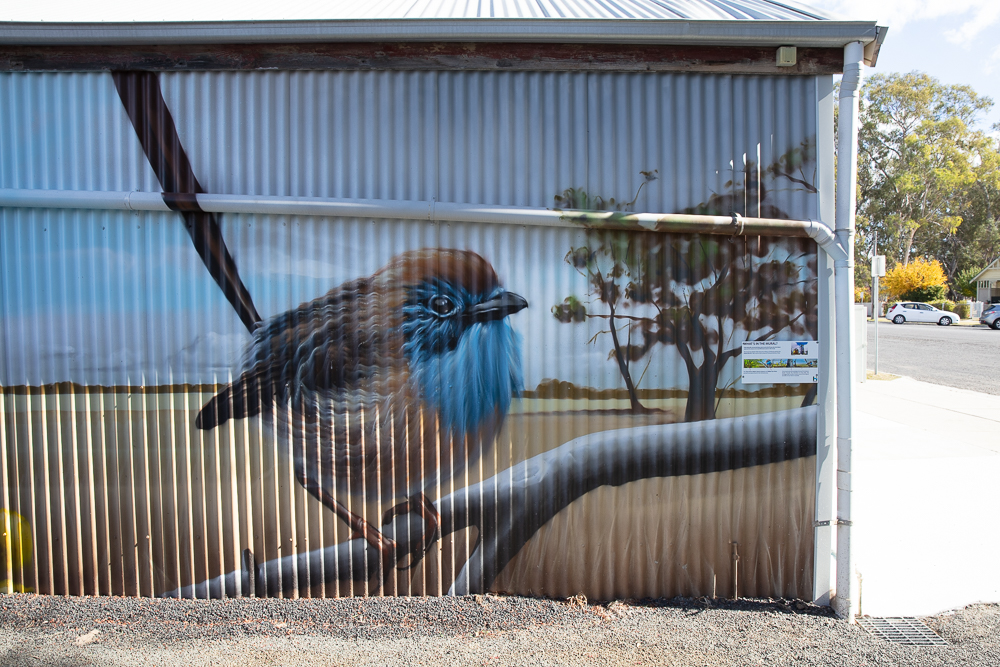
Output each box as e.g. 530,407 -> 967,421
829,0 -> 1000,41
944,3 -> 1000,42
985,45 -> 1000,76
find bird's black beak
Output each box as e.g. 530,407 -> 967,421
466,291 -> 529,323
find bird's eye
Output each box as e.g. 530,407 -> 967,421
429,295 -> 457,316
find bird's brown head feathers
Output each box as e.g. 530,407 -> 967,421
373,249 -> 500,313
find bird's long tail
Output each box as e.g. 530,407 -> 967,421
194,371 -> 272,429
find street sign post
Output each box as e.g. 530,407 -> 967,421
872,250 -> 886,375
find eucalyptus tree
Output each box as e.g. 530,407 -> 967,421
855,72 -> 996,286
551,160 -> 817,423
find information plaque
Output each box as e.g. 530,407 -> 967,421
742,340 -> 818,384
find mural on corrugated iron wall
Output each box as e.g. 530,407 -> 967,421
0,69 -> 821,600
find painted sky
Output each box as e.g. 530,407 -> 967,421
0,210 -> 813,390
0,5 -> 831,390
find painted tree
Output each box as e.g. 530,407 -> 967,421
550,172 -> 658,413
552,148 -> 819,423
553,229 -> 816,422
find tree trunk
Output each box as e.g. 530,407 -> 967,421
902,226 -> 917,265
607,302 -> 645,413
801,384 -> 818,407
683,363 -> 719,422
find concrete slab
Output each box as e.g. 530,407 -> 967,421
853,377 -> 1000,616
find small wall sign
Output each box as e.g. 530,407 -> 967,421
742,340 -> 818,384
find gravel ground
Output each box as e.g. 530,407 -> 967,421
0,594 -> 998,666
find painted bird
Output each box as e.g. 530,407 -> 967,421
195,248 -> 527,559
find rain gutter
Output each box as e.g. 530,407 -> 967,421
0,188 -> 847,258
0,19 -> 881,47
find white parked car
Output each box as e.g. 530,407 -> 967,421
886,302 -> 961,326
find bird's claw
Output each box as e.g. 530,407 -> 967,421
301,481 -> 398,563
382,493 -> 441,570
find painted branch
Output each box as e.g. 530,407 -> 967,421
161,512 -> 429,599
162,405 -> 816,599
446,405 -> 816,594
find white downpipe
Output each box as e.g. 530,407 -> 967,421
834,40 -> 865,622
812,73 -> 837,608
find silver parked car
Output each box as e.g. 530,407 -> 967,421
980,304 -> 1000,330
886,302 -> 961,326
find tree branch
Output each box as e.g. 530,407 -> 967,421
162,407 -> 817,599
773,169 -> 819,193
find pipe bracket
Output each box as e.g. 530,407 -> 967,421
730,212 -> 744,236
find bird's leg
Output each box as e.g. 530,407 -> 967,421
301,481 -> 397,561
381,493 -> 441,569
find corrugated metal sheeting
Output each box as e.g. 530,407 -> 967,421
1,69 -> 824,599
2,0 -> 832,23
1,71 -> 820,214
265,0 -> 831,20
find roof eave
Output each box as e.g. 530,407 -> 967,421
0,19 -> 881,47
970,258 -> 1000,284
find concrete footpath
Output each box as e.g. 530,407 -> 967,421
853,376 -> 1000,616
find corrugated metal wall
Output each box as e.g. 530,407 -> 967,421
1,69 -> 823,599
1,71 -> 819,216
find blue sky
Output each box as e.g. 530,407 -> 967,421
828,0 -> 1000,130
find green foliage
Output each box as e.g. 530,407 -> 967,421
900,285 -> 947,302
953,302 -> 972,319
856,72 -> 1000,296
954,266 -> 982,299
551,295 -> 588,323
928,299 -> 956,312
551,168 -> 818,422
553,170 -> 658,213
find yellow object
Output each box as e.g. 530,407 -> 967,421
883,257 -> 948,300
0,508 -> 33,594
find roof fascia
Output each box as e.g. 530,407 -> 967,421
0,19 -> 881,47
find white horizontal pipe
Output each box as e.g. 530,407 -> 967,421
0,187 -> 847,258
0,19 -> 881,47
0,188 -> 171,212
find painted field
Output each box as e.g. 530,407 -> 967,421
2,388 -> 812,600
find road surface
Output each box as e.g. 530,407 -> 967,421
866,320 -> 1000,394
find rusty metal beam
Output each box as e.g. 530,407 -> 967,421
0,42 -> 844,74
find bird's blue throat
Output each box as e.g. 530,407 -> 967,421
401,282 -> 524,437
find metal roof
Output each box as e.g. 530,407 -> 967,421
369,0 -> 825,19
0,0 -> 882,47
193,0 -> 834,21
4,0 -> 835,22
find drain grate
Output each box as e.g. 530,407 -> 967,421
858,617 -> 948,646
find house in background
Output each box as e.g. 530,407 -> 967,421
973,259 -> 1000,304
